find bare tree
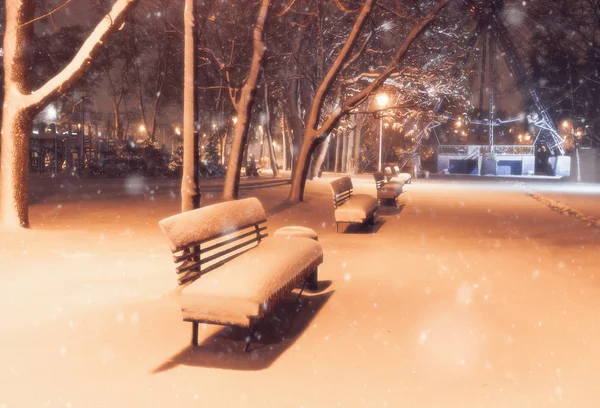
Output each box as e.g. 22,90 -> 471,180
263,83 -> 280,176
1,0 -> 138,228
287,0 -> 452,202
222,0 -> 271,200
181,0 -> 200,212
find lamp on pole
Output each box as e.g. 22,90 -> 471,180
376,93 -> 389,171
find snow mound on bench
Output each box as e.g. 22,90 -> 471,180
158,197 -> 267,252
180,237 -> 323,326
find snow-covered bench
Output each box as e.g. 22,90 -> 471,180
373,171 -> 403,206
158,197 -> 323,351
390,165 -> 412,184
330,176 -> 379,233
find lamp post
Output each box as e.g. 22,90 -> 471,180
376,93 -> 389,171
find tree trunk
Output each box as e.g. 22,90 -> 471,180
181,0 -> 200,212
1,108 -> 33,228
112,101 -> 121,139
222,0 -> 271,200
334,132 -> 342,172
347,123 -> 355,174
264,85 -> 280,177
286,30 -> 306,176
280,108 -> 288,170
341,127 -> 349,172
353,114 -> 363,170
288,131 -> 320,203
134,59 -> 148,139
309,134 -> 331,178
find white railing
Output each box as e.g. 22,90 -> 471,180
438,145 -> 535,156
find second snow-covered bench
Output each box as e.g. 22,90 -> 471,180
373,171 -> 403,206
158,197 -> 323,351
330,176 -> 379,233
391,165 -> 412,184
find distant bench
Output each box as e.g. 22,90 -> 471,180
159,197 -> 323,351
385,166 -> 412,184
373,171 -> 403,206
330,176 -> 378,233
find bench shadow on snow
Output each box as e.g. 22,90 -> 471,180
338,204 -> 405,234
152,287 -> 333,372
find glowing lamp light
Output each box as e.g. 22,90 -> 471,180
139,124 -> 146,132
376,93 -> 389,108
175,127 -> 181,135
562,120 -> 569,129
232,116 -> 238,124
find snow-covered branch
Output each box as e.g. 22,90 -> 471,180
24,0 -> 138,111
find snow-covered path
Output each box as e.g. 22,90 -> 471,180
1,174 -> 599,407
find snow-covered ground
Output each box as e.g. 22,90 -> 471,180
1,173 -> 600,407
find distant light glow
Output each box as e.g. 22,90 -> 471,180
47,105 -> 57,120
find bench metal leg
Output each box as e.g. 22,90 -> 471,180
296,279 -> 307,304
307,269 -> 318,291
244,324 -> 258,352
191,321 -> 199,346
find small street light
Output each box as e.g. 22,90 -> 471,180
376,93 -> 389,171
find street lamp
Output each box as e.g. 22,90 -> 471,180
376,93 -> 389,171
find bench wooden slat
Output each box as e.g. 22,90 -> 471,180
176,259 -> 200,274
200,225 -> 267,256
331,177 -> 354,208
170,219 -> 268,253
198,233 -> 268,267
175,232 -> 268,274
178,270 -> 202,286
172,225 -> 268,263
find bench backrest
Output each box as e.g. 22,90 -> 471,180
330,176 -> 354,208
373,171 -> 386,190
384,166 -> 394,181
158,197 -> 268,285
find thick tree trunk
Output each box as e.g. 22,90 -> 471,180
1,108 -> 33,228
222,0 -> 271,200
286,30 -> 306,176
1,0 -> 137,228
309,134 -> 331,178
264,85 -> 280,177
181,0 -> 200,212
288,132 -> 320,203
